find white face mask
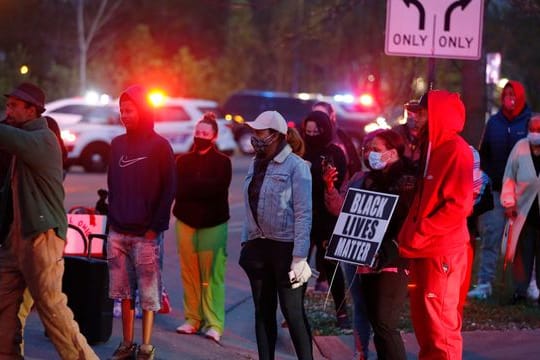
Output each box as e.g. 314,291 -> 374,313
368,151 -> 387,170
528,132 -> 540,146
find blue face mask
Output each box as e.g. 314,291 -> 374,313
528,132 -> 540,146
368,151 -> 387,170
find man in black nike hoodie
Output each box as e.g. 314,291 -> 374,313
107,85 -> 176,360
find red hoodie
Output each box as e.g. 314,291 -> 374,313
398,90 -> 473,258
502,80 -> 526,120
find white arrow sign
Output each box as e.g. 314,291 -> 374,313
385,0 -> 484,60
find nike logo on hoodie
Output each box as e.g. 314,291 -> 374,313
119,155 -> 148,167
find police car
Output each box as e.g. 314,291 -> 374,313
44,93 -> 237,172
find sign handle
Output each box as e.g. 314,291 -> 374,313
428,57 -> 436,89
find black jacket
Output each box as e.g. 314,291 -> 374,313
173,146 -> 231,228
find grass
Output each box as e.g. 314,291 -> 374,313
305,289 -> 540,336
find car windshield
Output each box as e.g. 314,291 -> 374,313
83,106 -> 120,125
154,106 -> 191,122
339,102 -> 377,114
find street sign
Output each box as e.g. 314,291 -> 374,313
385,0 -> 484,60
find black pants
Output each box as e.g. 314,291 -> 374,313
362,270 -> 408,360
239,238 -> 313,360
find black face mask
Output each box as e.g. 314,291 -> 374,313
304,134 -> 325,149
193,137 -> 213,151
251,133 -> 277,155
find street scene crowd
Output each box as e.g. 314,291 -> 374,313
0,79 -> 538,360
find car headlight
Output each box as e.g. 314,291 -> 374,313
61,129 -> 78,143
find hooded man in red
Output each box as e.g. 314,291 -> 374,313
398,90 -> 473,359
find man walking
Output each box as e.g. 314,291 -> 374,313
0,82 -> 98,359
398,90 -> 473,359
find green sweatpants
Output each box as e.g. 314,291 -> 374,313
176,220 -> 227,334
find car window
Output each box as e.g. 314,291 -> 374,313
222,95 -> 270,121
50,104 -> 93,116
82,106 -> 120,125
271,98 -> 315,126
339,102 -> 376,114
198,106 -> 223,117
155,106 -> 191,122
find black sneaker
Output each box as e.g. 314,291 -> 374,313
511,292 -> 527,305
136,345 -> 155,360
336,313 -> 352,330
110,342 -> 137,360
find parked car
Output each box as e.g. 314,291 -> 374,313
44,96 -> 237,172
221,90 -> 387,154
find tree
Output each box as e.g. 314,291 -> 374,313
75,0 -> 122,94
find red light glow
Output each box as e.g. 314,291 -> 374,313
359,93 -> 375,107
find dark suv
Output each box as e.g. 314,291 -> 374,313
221,90 -> 317,154
221,90 -> 383,154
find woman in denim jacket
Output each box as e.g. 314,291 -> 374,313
239,111 -> 314,360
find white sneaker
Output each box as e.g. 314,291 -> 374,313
205,327 -> 221,343
467,283 -> 492,299
175,323 -> 197,334
527,279 -> 540,300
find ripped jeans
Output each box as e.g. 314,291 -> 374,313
107,230 -> 163,311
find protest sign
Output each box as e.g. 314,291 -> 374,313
325,188 -> 399,267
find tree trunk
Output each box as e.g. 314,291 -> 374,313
461,58 -> 486,148
77,0 -> 87,95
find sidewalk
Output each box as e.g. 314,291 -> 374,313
315,329 -> 540,359
23,295 -> 540,359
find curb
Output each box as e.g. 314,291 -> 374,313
313,336 -> 353,360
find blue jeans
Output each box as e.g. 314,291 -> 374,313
342,262 -> 371,358
513,223 -> 540,296
477,191 -> 505,284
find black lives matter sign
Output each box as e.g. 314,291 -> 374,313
325,188 -> 399,267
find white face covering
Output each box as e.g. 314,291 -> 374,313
368,151 -> 388,170
528,132 -> 540,146
503,96 -> 516,111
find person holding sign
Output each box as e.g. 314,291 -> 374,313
398,91 -> 473,360
239,110 -> 314,360
324,129 -> 416,360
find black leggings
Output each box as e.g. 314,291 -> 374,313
239,238 -> 313,360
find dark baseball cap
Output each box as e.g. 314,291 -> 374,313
4,82 -> 46,112
405,93 -> 427,113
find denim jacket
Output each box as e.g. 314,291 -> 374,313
242,145 -> 312,258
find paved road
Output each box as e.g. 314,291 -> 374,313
20,154 -> 540,359
24,155 -> 273,359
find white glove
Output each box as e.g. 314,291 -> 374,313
290,256 -> 312,289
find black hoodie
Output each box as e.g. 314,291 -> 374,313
303,111 -> 347,239
107,85 -> 176,235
